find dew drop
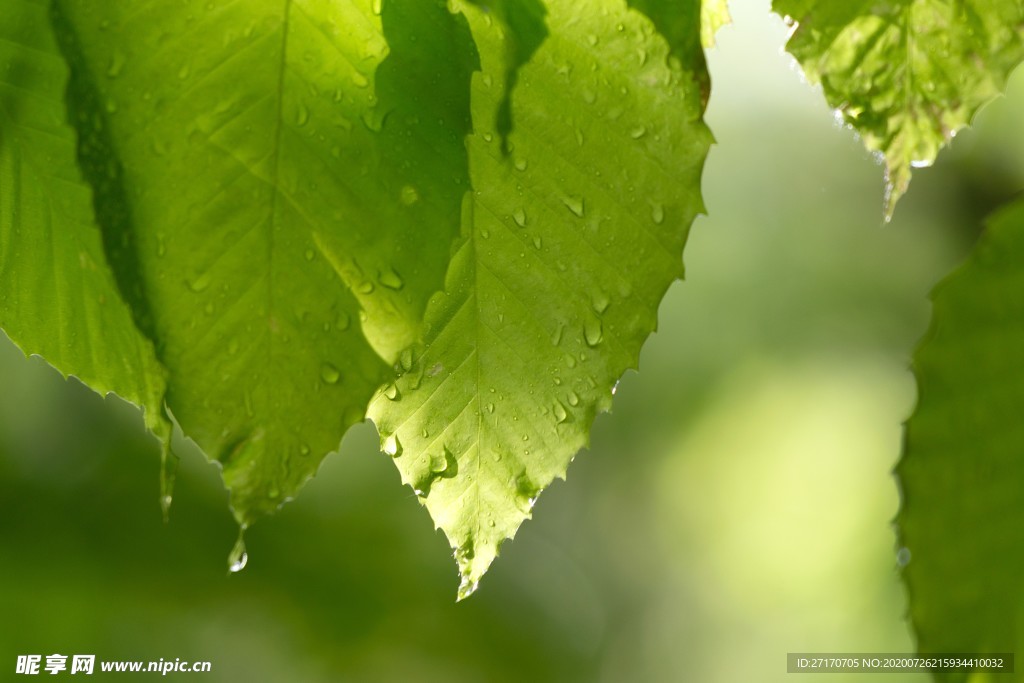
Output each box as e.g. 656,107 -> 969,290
384,383 -> 401,401
551,323 -> 565,346
514,157 -> 528,171
320,363 -> 341,384
378,267 -> 404,290
897,547 -> 912,567
383,433 -> 403,457
357,280 -> 375,294
592,290 -> 609,314
567,390 -> 580,406
296,105 -> 309,127
562,195 -> 585,218
512,207 -> 527,227
486,402 -> 495,414
553,401 -> 568,424
304,249 -> 315,261
352,71 -> 369,88
533,236 -> 542,249
400,185 -> 420,205
107,51 -> 125,78
584,316 -> 603,347
650,202 -> 665,225
630,125 -> 647,139
399,347 -> 414,372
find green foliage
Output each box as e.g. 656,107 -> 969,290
898,200 -> 1024,674
775,0 -> 1024,217
4,0 -> 1024,615
369,0 -> 710,597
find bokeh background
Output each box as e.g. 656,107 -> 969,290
3,0 -> 1023,680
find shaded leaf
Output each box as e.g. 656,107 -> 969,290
370,0 -> 710,598
50,0 -> 478,526
0,0 -> 169,483
898,199 -> 1024,674
775,0 -> 1024,218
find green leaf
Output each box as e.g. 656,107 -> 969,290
370,0 -> 711,598
774,0 -> 1024,218
898,200 -> 1024,669
0,0 -> 169,469
701,0 -> 730,48
626,0 -> 709,103
50,0 -> 478,526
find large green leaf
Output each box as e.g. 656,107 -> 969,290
898,199 -> 1024,674
370,0 -> 711,598
0,0 -> 168,471
774,0 -> 1024,218
50,0 -> 478,527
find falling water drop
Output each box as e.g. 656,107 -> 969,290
384,433 -> 403,457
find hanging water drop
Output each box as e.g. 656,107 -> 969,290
384,383 -> 401,401
228,534 -> 248,573
553,401 -> 568,424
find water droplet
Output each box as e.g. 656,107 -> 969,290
630,125 -> 647,139
106,51 -> 125,78
575,128 -> 584,145
553,401 -> 568,424
300,444 -> 311,456
551,323 -> 564,346
228,534 -> 248,573
352,71 -> 369,88
400,185 -> 420,205
650,202 -> 665,224
304,249 -> 315,261
514,157 -> 528,171
177,63 -> 191,80
384,383 -> 401,401
611,380 -> 620,395
586,34 -> 599,46
567,391 -> 580,406
584,316 -> 603,347
296,105 -> 309,127
320,363 -> 341,384
486,402 -> 495,414
188,272 -> 212,293
562,195 -> 585,218
357,280 -> 375,294
896,547 -> 912,567
383,433 -> 403,457
591,290 -> 609,314
533,236 -> 542,249
512,207 -> 527,227
378,267 -> 404,290
399,347 -> 414,372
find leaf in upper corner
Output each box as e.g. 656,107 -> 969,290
0,0 -> 169,466
701,0 -> 730,48
369,0 -> 711,598
50,0 -> 478,527
774,0 -> 1024,218
898,199 -> 1024,672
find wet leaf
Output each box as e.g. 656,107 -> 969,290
775,0 -> 1024,218
0,0 -> 169,484
48,0 -> 478,525
370,0 -> 710,598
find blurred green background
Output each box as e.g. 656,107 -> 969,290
3,0 -> 1022,680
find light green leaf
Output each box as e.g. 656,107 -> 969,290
0,0 -> 169,478
370,0 -> 711,598
898,200 -> 1024,670
701,0 -> 730,48
50,0 -> 478,527
774,0 -> 1024,218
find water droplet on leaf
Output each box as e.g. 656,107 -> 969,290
320,363 -> 341,384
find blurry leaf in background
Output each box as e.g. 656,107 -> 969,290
702,0 -> 731,47
0,0 -> 168,476
775,0 -> 1024,218
899,198 -> 1024,672
370,0 -> 711,597
49,0 -> 479,526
